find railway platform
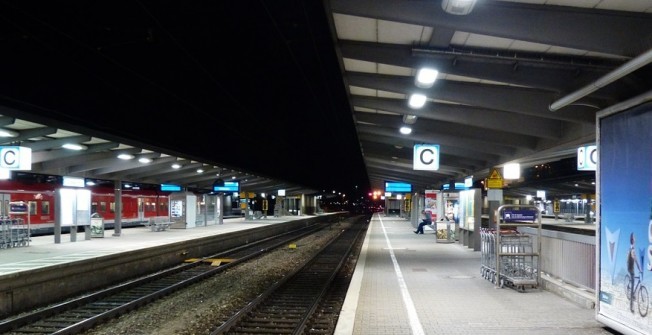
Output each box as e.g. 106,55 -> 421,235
334,213 -> 612,335
0,212 -> 612,334
0,216 -> 293,277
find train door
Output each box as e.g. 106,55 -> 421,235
0,193 -> 10,217
137,197 -> 145,223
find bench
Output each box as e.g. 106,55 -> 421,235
143,218 -> 173,232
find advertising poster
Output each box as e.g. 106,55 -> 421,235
597,104 -> 652,334
424,190 -> 440,221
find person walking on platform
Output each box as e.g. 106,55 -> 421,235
414,210 -> 432,234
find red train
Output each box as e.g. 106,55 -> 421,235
0,178 -> 171,235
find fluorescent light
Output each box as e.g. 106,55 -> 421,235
86,180 -> 96,186
197,168 -> 204,173
117,154 -> 135,160
442,0 -> 476,15
399,126 -> 412,135
408,94 -> 427,109
171,163 -> 181,169
503,163 -> 521,179
402,115 -> 417,124
415,68 -> 438,88
138,157 -> 152,163
62,143 -> 87,151
63,176 -> 85,187
0,129 -> 18,137
0,169 -> 10,180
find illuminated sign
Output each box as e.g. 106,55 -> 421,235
577,145 -> 597,171
213,181 -> 239,192
385,181 -> 412,193
0,146 -> 32,170
413,144 -> 440,171
63,176 -> 85,187
161,184 -> 182,192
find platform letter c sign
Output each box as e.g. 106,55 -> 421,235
1,148 -> 17,168
413,144 -> 440,171
0,146 -> 32,170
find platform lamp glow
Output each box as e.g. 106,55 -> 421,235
503,163 -> 521,179
408,93 -> 427,109
399,126 -> 412,135
442,0 -> 477,15
415,68 -> 438,88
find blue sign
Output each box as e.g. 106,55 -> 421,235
213,181 -> 239,192
9,202 -> 28,213
161,184 -> 182,192
503,210 -> 537,222
385,181 -> 411,193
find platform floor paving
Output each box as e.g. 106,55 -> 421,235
334,213 -> 614,335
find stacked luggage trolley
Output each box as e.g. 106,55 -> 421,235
480,204 -> 541,292
1,201 -> 32,249
0,217 -> 30,249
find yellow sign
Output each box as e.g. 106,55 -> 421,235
488,168 -> 502,180
553,200 -> 560,213
487,168 -> 503,189
262,200 -> 268,211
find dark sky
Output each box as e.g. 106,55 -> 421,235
0,1 -> 370,194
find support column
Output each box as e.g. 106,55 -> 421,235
113,180 -> 122,237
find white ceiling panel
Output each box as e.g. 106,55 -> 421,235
377,20 -> 428,44
333,14 -> 377,41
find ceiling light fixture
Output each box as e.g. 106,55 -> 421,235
415,68 -> 438,88
138,157 -> 152,163
117,154 -> 135,160
0,129 -> 19,137
0,169 -> 10,180
402,115 -> 417,124
408,93 -> 427,109
442,0 -> 476,15
62,143 -> 87,151
197,168 -> 204,173
399,126 -> 412,135
171,163 -> 181,169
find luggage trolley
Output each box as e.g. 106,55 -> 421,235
492,204 -> 541,291
6,201 -> 31,249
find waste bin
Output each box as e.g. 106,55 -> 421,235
90,214 -> 104,238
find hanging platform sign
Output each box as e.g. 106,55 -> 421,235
413,144 -> 440,171
0,146 -> 32,170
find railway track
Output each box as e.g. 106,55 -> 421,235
0,221 -> 336,335
212,216 -> 368,335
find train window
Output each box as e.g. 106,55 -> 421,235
42,201 -> 50,215
110,202 -> 115,213
29,201 -> 37,215
100,202 -> 106,212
